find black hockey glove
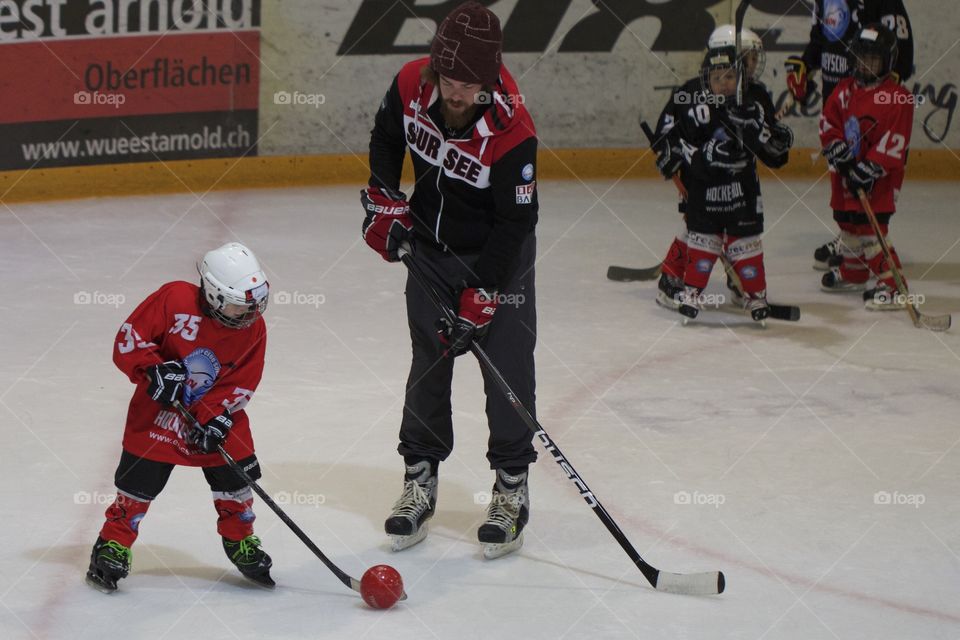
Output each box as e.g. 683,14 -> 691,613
146,360 -> 187,406
189,411 -> 234,454
822,139 -> 854,170
702,138 -> 749,174
846,160 -> 885,194
654,135 -> 683,179
725,102 -> 766,133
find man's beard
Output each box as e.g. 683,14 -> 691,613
441,99 -> 477,131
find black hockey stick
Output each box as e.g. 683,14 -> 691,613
170,400 -> 408,600
734,0 -> 752,108
607,264 -> 663,282
400,251 -> 725,595
856,189 -> 950,331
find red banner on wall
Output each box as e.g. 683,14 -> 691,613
0,0 -> 261,170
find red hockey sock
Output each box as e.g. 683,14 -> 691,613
725,235 -> 766,296
99,492 -> 151,547
865,240 -> 904,290
661,234 -> 688,280
684,232 -> 722,289
213,488 -> 256,541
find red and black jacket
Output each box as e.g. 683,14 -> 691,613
368,57 -> 538,288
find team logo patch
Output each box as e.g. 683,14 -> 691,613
130,513 -> 145,532
844,116 -> 862,157
696,259 -> 713,273
521,163 -> 534,182
516,182 -> 535,204
822,0 -> 851,42
183,347 -> 222,405
740,266 -> 758,280
239,508 -> 256,523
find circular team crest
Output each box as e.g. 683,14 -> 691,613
822,0 -> 851,43
521,163 -> 534,182
182,347 -> 222,405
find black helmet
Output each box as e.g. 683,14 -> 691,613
699,45 -> 738,95
849,23 -> 898,86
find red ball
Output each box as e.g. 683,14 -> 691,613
360,564 -> 404,609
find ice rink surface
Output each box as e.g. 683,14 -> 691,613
2,177 -> 959,639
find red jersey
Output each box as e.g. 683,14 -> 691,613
820,75 -> 914,213
113,281 -> 266,466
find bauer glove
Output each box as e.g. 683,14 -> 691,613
146,360 -> 187,406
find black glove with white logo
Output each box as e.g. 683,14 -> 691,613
189,411 -> 234,454
146,360 -> 187,406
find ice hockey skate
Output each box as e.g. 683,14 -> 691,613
813,236 -> 844,271
863,284 -> 906,311
223,535 -> 274,588
655,272 -> 683,310
745,294 -> 770,326
478,468 -> 529,560
678,286 -> 702,324
385,460 -> 437,551
821,269 -> 867,293
85,537 -> 131,594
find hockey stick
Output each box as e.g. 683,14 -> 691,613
607,264 -> 663,282
170,400 -> 408,600
734,0 -> 752,108
856,190 -> 951,331
400,249 -> 725,595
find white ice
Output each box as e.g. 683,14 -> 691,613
1,177 -> 959,639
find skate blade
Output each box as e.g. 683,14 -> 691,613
240,572 -> 276,589
655,292 -> 680,310
390,525 -> 428,552
481,533 -> 524,560
85,574 -> 117,594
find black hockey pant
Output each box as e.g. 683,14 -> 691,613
398,234 -> 538,470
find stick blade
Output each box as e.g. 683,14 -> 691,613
607,265 -> 662,282
655,570 -> 725,595
917,311 -> 951,332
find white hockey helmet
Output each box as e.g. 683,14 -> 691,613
199,242 -> 269,329
708,25 -> 765,79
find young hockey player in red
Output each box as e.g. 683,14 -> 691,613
86,242 -> 272,593
783,0 -> 914,270
819,23 -> 912,310
653,27 -> 793,322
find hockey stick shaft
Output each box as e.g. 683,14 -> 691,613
401,251 -> 724,595
171,400 -> 406,599
856,190 -> 949,331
